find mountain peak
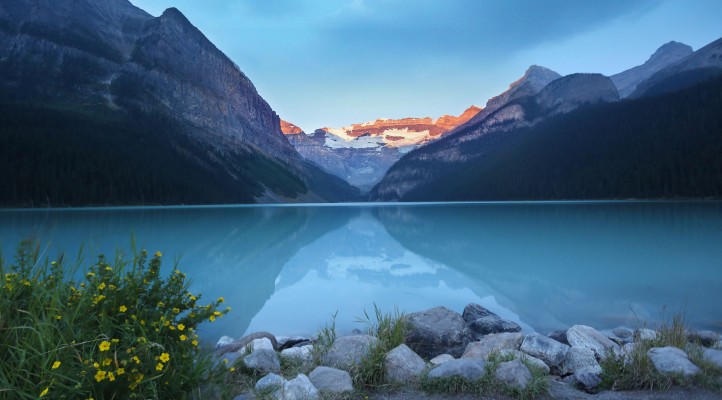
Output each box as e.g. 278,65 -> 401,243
280,120 -> 304,135
611,40 -> 693,97
648,41 -> 693,65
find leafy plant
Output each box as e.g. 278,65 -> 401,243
0,240 -> 229,399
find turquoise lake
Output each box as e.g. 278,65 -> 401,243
1,202 -> 721,344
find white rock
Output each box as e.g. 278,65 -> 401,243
281,345 -> 314,363
216,335 -> 234,348
562,347 -> 602,375
520,333 -> 570,367
308,366 -> 353,393
250,337 -> 275,352
647,346 -> 700,376
430,354 -> 455,366
567,325 -> 620,359
255,373 -> 285,392
384,344 -> 426,383
277,374 -> 319,400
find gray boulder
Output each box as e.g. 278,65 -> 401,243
607,327 -> 634,344
281,345 -> 313,364
635,328 -> 657,341
308,366 -> 353,393
462,332 -> 524,359
647,346 -> 701,376
548,329 -> 569,345
462,303 -> 521,338
703,348 -> 722,369
498,349 -> 550,374
384,344 -> 426,383
567,325 -> 620,359
427,359 -> 487,381
430,354 -> 455,366
322,335 -> 378,370
278,374 -> 319,400
405,306 -> 476,358
689,331 -> 721,347
520,333 -> 570,368
574,371 -> 602,392
244,349 -> 281,374
494,359 -> 532,389
250,337 -> 275,352
255,373 -> 285,392
562,347 -> 602,375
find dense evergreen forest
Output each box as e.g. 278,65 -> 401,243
0,102 -> 312,207
398,75 -> 722,201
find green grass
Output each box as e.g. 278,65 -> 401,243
351,305 -> 408,388
0,240 -> 229,399
599,311 -> 722,392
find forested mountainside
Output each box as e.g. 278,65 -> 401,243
0,0 -> 359,206
371,75 -> 722,201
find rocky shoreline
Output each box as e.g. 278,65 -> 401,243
212,305 -> 722,400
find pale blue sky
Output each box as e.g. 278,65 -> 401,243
129,0 -> 722,131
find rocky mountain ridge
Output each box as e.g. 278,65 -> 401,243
371,67 -> 622,200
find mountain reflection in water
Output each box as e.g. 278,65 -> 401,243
1,202 -> 720,343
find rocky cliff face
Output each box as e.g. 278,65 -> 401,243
0,0 -> 358,203
283,106 -> 480,191
371,68 -> 620,201
536,73 -> 619,114
610,41 -> 693,98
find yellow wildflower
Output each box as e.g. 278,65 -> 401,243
102,358 -> 112,366
98,282 -> 106,290
107,372 -> 115,382
117,368 -> 125,375
52,361 -> 61,369
209,315 -> 216,322
192,339 -> 199,346
94,370 -> 107,382
39,387 -> 49,397
217,297 -> 224,303
177,323 -> 185,331
155,251 -> 162,257
156,363 -> 164,371
213,311 -> 222,316
172,307 -> 180,314
133,356 -> 140,364
119,305 -> 128,312
159,352 -> 170,363
99,341 -> 111,352
180,334 -> 187,341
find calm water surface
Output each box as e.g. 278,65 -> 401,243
1,202 -> 721,343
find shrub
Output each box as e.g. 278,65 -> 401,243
0,241 -> 229,399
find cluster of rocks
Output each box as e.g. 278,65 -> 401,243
214,304 -> 722,399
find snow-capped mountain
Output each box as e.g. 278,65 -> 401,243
282,106 -> 481,191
